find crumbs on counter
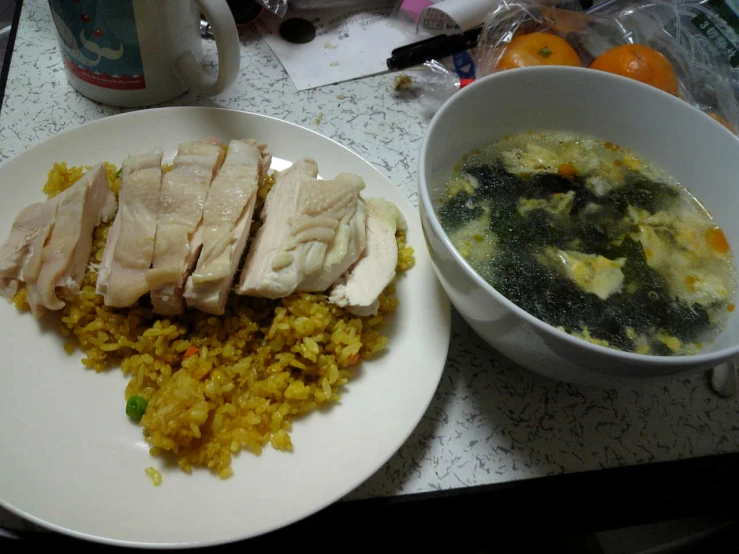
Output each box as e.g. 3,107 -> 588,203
315,112 -> 324,125
324,42 -> 337,49
336,94 -> 346,100
329,62 -> 340,67
393,74 -> 414,92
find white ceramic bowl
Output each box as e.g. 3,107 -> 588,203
419,66 -> 739,386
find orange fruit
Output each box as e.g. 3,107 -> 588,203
588,44 -> 679,95
496,32 -> 581,71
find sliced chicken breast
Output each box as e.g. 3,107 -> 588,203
236,158 -> 319,298
295,174 -> 367,292
32,164 -> 117,315
237,159 -> 367,299
183,139 -> 271,315
329,198 -> 407,316
96,149 -> 163,307
0,200 -> 58,300
147,139 -> 224,315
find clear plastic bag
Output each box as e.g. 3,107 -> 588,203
258,0 -> 288,17
592,0 -> 739,96
391,60 -> 473,120
474,0 -> 739,132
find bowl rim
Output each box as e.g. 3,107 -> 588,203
418,65 -> 739,368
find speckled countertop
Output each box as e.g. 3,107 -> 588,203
2,0 -> 739,537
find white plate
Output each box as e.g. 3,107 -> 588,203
0,108 -> 451,547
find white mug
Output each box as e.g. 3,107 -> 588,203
48,0 -> 241,107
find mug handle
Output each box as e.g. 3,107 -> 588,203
175,0 -> 240,96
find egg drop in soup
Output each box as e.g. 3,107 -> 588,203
438,131 -> 737,356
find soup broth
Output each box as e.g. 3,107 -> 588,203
439,131 -> 737,356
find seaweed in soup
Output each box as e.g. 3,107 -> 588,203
606,176 -> 680,215
529,172 -> 586,196
602,236 -> 667,296
492,241 -> 710,351
439,131 -> 736,356
437,190 -> 482,234
464,163 -> 521,201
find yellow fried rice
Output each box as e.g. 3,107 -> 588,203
13,160 -> 415,479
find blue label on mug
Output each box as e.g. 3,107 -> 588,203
49,0 -> 146,90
